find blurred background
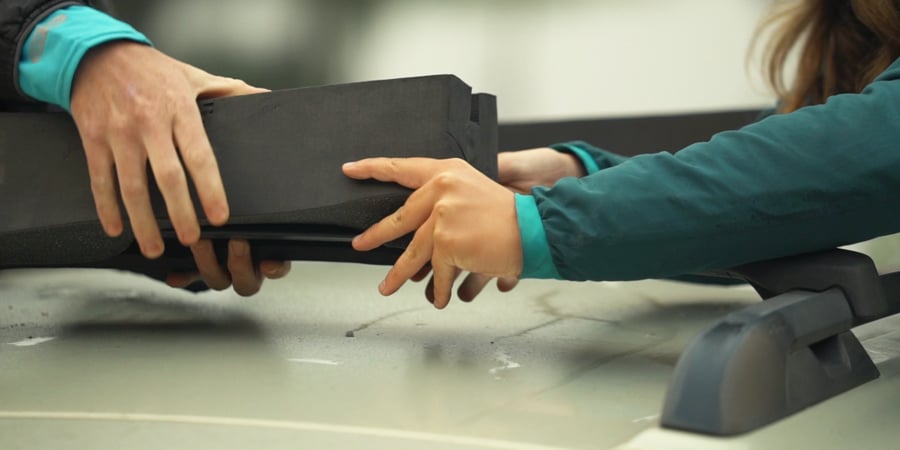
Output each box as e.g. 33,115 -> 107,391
107,0 -> 777,122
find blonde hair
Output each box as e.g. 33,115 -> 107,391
756,0 -> 900,113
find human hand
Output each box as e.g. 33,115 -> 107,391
343,158 -> 523,309
410,264 -> 520,305
70,41 -> 267,258
406,148 -> 581,303
165,239 -> 292,296
498,147 -> 585,194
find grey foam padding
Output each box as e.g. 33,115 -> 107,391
0,75 -> 498,276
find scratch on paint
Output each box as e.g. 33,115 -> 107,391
631,414 -> 659,424
488,351 -> 521,380
288,358 -> 340,366
8,337 -> 55,347
344,307 -> 423,338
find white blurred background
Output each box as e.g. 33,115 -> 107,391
113,0 -> 777,121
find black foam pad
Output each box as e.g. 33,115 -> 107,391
0,75 -> 497,279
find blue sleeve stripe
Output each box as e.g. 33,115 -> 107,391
19,5 -> 151,110
515,193 -> 562,279
551,142 -> 601,175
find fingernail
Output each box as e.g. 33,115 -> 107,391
143,242 -> 163,259
378,279 -> 386,294
211,205 -> 229,225
342,162 -> 357,170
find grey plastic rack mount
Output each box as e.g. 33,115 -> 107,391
661,249 -> 900,435
0,75 -> 498,282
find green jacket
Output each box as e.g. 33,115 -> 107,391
517,56 -> 900,281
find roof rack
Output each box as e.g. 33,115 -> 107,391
661,248 -> 900,435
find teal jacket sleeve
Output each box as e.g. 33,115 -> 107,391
521,57 -> 900,281
18,5 -> 150,110
516,141 -> 630,278
550,140 -> 629,175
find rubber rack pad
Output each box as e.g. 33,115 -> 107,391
0,75 -> 498,271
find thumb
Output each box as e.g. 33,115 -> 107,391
198,75 -> 269,99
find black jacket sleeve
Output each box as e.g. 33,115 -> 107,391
0,0 -> 94,101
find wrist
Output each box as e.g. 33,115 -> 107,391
550,142 -> 601,176
560,151 -> 587,178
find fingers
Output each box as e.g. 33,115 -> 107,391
498,277 -> 520,292
111,138 -> 164,258
353,186 -> 436,252
144,128 -> 200,245
343,157 -> 456,190
411,263 -> 432,282
189,239 -> 231,290
191,70 -> 269,98
227,239 -> 263,297
458,273 -> 493,302
186,240 -> 288,295
260,260 -> 292,280
83,142 -> 123,237
379,217 -> 435,295
430,263 -> 460,310
165,271 -> 201,289
173,101 -> 229,226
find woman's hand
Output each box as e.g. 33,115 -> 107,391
498,147 -> 585,194
426,148 -> 582,302
395,148 -> 583,304
165,239 -> 292,296
70,41 -> 267,258
343,157 -> 523,309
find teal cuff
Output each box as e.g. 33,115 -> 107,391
551,142 -> 600,175
515,193 -> 562,279
19,5 -> 152,110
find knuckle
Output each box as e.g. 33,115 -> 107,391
90,174 -> 113,192
119,177 -> 146,198
390,208 -> 404,226
447,157 -> 466,168
404,245 -> 419,263
79,127 -> 106,144
433,172 -> 457,189
155,163 -> 185,189
433,201 -> 453,218
181,146 -> 213,169
433,228 -> 454,247
108,116 -> 135,136
132,103 -> 155,122
387,158 -> 401,175
176,98 -> 199,117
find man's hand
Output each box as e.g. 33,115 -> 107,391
70,41 -> 266,258
343,157 -> 522,309
165,239 -> 292,297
